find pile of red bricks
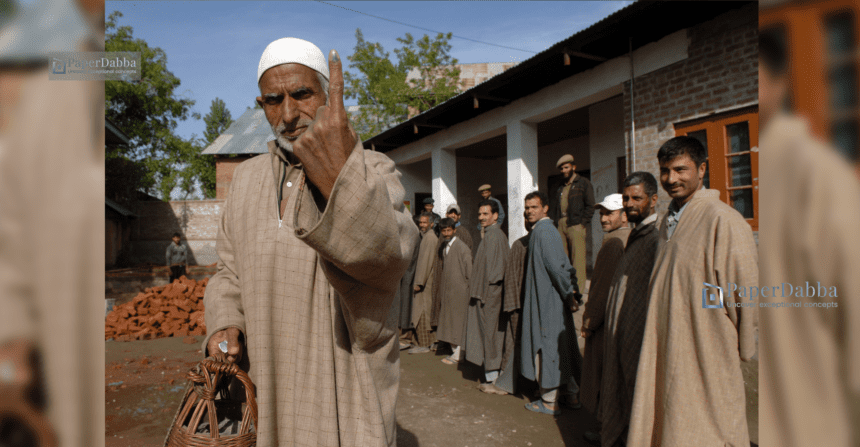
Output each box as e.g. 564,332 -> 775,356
105,277 -> 208,341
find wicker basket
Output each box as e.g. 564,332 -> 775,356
164,353 -> 257,447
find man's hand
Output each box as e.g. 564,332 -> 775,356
292,49 -> 357,201
580,329 -> 591,339
0,339 -> 35,387
206,327 -> 243,363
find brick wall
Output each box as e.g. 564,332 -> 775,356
128,200 -> 224,266
623,3 -> 758,215
216,155 -> 256,200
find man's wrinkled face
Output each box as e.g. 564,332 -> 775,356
477,205 -> 497,228
524,197 -> 548,224
480,190 -> 491,199
446,211 -> 460,223
257,63 -> 327,152
418,216 -> 430,233
559,163 -> 575,179
623,184 -> 655,225
441,227 -> 455,240
598,208 -> 627,232
424,203 -> 434,212
659,154 -> 705,206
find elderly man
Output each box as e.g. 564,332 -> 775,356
465,199 -> 509,387
202,38 -> 417,447
445,203 -> 473,250
520,191 -> 583,415
476,184 -> 505,232
578,193 -> 630,442
409,212 -> 439,354
596,175 -> 659,447
628,137 -> 758,447
551,155 -> 594,293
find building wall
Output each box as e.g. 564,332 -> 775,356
397,158 -> 432,215
588,95 -> 627,265
623,3 -> 758,215
216,155 -> 256,200
129,200 -> 224,266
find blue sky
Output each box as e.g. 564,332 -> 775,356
105,1 -> 633,143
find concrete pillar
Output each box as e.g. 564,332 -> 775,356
506,120 -> 539,244
431,146 -> 457,216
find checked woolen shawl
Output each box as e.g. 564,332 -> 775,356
203,140 -> 418,447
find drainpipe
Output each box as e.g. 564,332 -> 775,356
629,37 -> 636,174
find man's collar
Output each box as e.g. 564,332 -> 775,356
268,139 -> 302,166
635,212 -> 658,230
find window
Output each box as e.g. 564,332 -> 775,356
761,1 -> 860,164
674,106 -> 759,230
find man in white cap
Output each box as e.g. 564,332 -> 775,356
578,193 -> 630,444
202,37 -> 418,447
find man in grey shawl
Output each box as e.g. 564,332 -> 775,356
597,172 -> 660,447
520,191 -> 583,415
203,38 -> 417,447
465,199 -> 509,386
433,218 -> 473,365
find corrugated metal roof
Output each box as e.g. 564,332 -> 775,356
201,108 -> 274,155
364,0 -> 756,152
105,197 -> 137,218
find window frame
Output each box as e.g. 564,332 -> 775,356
674,106 -> 759,231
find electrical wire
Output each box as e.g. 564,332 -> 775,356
314,1 -> 539,54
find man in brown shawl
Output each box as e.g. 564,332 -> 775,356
627,137 -> 758,447
203,38 -> 418,447
432,218 -> 473,364
408,212 -> 438,354
596,174 -> 659,447
445,203 -> 473,251
758,30 -> 860,447
578,193 -> 630,442
465,199 -> 509,385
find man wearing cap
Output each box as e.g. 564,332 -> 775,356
445,203 -> 472,251
202,38 -> 417,447
578,193 -> 630,444
597,172 -> 659,447
551,155 -> 594,293
476,184 -> 505,233
421,197 -> 441,230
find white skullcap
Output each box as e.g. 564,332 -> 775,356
257,37 -> 329,83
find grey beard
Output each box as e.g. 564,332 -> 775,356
272,122 -> 299,153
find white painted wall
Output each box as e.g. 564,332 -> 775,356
588,95 -> 627,265
396,159 -> 431,215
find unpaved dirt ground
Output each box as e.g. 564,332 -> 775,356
104,277 -> 758,446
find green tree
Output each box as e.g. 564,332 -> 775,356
193,98 -> 233,198
105,11 -> 200,202
344,29 -> 461,141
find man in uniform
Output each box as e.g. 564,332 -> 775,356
552,154 -> 594,293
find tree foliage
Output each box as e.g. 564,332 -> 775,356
105,11 -> 202,201
194,98 -> 233,198
344,29 -> 461,141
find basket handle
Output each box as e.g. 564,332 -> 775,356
186,353 -> 258,431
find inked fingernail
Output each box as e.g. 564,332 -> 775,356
330,50 -> 340,63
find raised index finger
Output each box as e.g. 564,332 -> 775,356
327,49 -> 345,116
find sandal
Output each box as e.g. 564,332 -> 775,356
441,357 -> 457,365
561,395 -> 582,409
525,399 -> 560,415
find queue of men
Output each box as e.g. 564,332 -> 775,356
397,141 -> 758,446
